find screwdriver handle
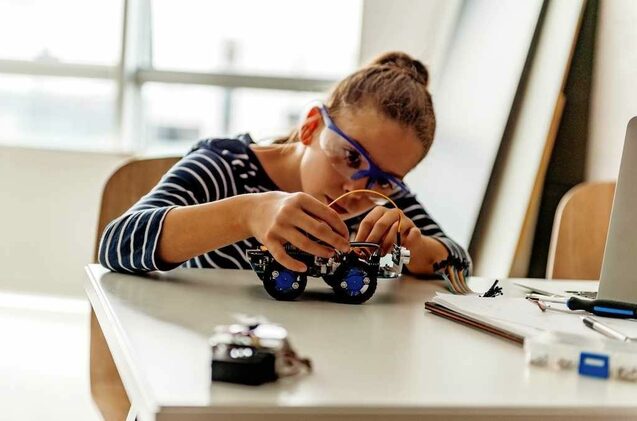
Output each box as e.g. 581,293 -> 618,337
567,297 -> 637,319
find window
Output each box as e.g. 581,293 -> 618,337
0,0 -> 122,149
151,0 -> 361,78
0,0 -> 362,152
142,83 -> 225,151
0,0 -> 122,65
141,85 -> 318,153
0,75 -> 116,149
228,88 -> 318,139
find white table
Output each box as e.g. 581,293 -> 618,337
85,264 -> 637,420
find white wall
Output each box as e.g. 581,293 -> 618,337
0,146 -> 127,297
359,0 -> 462,91
407,0 -> 542,250
587,0 -> 637,181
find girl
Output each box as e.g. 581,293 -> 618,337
99,51 -> 471,277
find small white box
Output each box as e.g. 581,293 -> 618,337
524,331 -> 637,381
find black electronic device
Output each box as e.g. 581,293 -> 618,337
209,317 -> 311,385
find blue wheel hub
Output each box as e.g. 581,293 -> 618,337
273,270 -> 296,292
343,267 -> 366,296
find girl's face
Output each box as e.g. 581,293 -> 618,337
299,105 -> 425,219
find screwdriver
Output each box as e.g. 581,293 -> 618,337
525,293 -> 637,319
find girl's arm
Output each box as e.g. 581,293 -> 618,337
99,147 -> 349,273
156,195 -> 257,265
156,191 -> 350,270
98,148 -> 234,273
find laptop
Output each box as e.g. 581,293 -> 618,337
597,117 -> 637,303
516,117 -> 637,303
513,279 -> 598,299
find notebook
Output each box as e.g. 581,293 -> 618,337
425,301 -> 527,344
425,293 -> 637,345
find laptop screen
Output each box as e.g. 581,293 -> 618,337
598,117 -> 637,303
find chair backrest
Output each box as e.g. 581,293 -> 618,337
94,157 -> 180,261
546,181 -> 616,280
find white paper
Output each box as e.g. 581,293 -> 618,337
432,293 -> 637,340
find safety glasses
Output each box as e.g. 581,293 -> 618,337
317,104 -> 409,196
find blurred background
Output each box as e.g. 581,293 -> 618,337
1,0 -> 636,419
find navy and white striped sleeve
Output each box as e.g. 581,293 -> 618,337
98,147 -> 236,273
394,191 -> 473,274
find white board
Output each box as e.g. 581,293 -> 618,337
470,0 -> 585,276
406,0 -> 543,249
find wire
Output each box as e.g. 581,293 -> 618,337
327,189 -> 403,243
258,189 -> 402,252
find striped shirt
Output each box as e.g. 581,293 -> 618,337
98,134 -> 472,274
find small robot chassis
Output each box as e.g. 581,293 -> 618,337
246,242 -> 411,304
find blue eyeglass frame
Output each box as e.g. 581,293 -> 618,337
318,104 -> 409,193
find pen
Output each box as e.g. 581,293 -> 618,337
530,298 -> 575,314
525,293 -> 567,303
582,316 -> 633,342
525,294 -> 637,319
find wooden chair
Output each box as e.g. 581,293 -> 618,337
91,157 -> 180,421
546,181 -> 616,280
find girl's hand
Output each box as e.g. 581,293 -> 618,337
354,207 -> 422,255
248,192 -> 350,272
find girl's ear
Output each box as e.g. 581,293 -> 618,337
299,106 -> 322,145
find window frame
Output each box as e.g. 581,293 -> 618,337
0,0 -> 341,152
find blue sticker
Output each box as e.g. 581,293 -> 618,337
578,352 -> 610,379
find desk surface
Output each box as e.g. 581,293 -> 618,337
85,264 -> 637,420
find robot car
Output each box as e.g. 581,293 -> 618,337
246,242 -> 410,304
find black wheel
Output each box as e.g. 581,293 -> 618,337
262,263 -> 307,301
331,263 -> 377,304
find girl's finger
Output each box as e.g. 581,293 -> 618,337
284,228 -> 336,259
403,226 -> 422,244
381,221 -> 399,255
354,206 -> 387,242
364,210 -> 400,244
299,195 -> 350,239
267,240 -> 307,272
294,212 -> 350,252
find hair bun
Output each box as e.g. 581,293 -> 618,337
371,51 -> 429,87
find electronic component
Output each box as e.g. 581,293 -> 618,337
209,316 -> 311,385
246,242 -> 410,304
525,331 -> 637,382
246,189 -> 411,304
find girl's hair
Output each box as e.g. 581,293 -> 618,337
279,51 -> 436,157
